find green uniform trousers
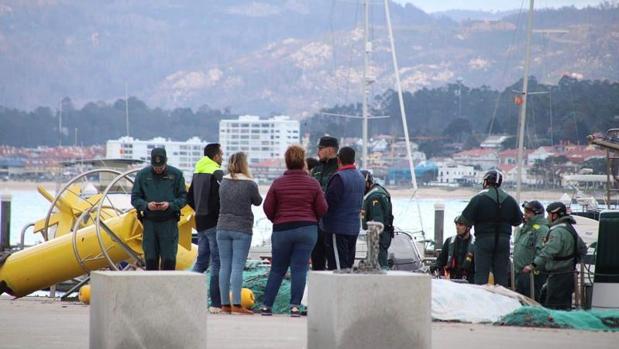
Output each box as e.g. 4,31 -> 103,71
378,231 -> 393,268
544,270 -> 574,310
142,219 -> 179,270
515,272 -> 547,303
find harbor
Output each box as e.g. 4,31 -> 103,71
1,295 -> 617,349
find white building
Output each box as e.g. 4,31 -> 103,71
219,115 -> 300,165
480,135 -> 512,149
452,148 -> 499,170
106,136 -> 208,179
436,161 -> 479,185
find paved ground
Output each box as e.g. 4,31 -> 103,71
1,296 -> 617,349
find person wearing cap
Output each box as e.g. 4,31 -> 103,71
360,170 -> 394,268
523,202 -> 578,310
431,215 -> 475,283
310,136 -> 340,270
513,200 -> 548,301
187,143 -> 224,313
321,146 -> 365,270
131,147 -> 187,270
460,169 -> 522,286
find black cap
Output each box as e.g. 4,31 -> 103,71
151,147 -> 167,166
360,169 -> 374,184
522,200 -> 545,215
454,215 -> 471,227
546,201 -> 567,216
318,136 -> 339,149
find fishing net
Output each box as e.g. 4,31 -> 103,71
204,260 -> 294,314
497,306 -> 619,331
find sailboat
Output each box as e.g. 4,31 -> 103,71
249,0 -> 425,270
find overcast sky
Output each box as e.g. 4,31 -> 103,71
394,0 -> 607,13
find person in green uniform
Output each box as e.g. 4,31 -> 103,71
460,169 -> 522,287
431,216 -> 475,283
524,202 -> 578,310
310,136 -> 339,270
360,170 -> 394,268
131,147 -> 187,270
513,200 -> 548,302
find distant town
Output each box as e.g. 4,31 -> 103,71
0,115 -> 606,192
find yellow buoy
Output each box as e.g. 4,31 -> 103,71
229,288 -> 255,309
241,288 -> 255,309
78,284 -> 91,304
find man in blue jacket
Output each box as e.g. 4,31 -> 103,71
322,146 -> 365,270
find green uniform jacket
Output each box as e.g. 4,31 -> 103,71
311,157 -> 338,192
131,165 -> 187,221
362,184 -> 393,232
533,215 -> 576,272
460,187 -> 522,237
513,215 -> 548,271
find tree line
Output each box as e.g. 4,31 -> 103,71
0,76 -> 617,151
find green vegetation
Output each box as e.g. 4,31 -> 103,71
0,76 -> 617,148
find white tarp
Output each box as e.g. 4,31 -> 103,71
432,279 -> 523,323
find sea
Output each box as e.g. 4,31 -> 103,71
4,189 -> 471,248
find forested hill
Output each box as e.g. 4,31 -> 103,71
1,77 -> 617,151
0,1 -> 617,115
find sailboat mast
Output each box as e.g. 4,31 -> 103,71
361,0 -> 370,169
516,0 -> 535,203
125,82 -> 130,137
384,0 -> 417,190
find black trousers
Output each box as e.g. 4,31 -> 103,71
544,271 -> 574,310
326,233 -> 358,270
474,234 -> 510,286
311,228 -> 329,270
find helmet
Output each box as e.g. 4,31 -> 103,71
454,215 -> 471,227
546,201 -> 567,216
360,169 -> 374,184
522,200 -> 544,215
483,169 -> 503,187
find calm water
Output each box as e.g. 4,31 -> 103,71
6,189 -> 470,247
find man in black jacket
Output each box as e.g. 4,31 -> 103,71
460,170 -> 522,287
310,136 -> 339,270
432,216 -> 475,283
187,143 -> 224,312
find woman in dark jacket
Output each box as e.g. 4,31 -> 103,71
260,145 -> 328,317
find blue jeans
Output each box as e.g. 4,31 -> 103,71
217,230 -> 252,305
193,229 -> 211,273
263,225 -> 317,307
193,228 -> 221,307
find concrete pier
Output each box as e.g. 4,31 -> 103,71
1,295 -> 618,349
308,271 -> 431,349
89,271 -> 207,349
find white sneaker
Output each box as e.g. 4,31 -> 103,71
209,306 -> 222,314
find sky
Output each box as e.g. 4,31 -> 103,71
394,0 -> 607,13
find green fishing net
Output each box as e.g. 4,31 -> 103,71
497,306 -> 619,331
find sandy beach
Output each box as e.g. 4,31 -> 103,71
1,180 -> 568,202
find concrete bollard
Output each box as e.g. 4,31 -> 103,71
308,271 -> 431,349
1,193 -> 11,251
90,271 -> 207,349
433,202 -> 445,251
